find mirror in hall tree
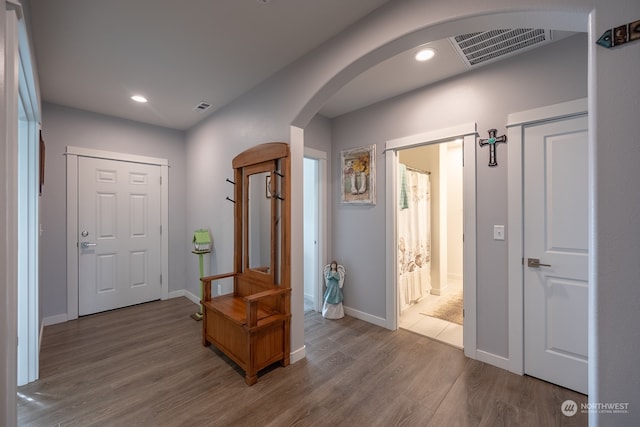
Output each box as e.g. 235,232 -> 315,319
243,159 -> 281,283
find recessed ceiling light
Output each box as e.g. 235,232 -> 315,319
131,95 -> 148,103
415,48 -> 436,62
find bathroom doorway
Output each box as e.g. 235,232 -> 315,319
397,139 -> 464,348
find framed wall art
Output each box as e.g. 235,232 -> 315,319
340,144 -> 376,205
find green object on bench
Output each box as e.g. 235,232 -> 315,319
192,229 -> 212,253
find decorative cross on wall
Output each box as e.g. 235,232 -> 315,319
479,129 -> 507,167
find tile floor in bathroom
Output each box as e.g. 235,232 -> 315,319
398,278 -> 463,349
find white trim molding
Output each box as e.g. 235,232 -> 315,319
477,350 -> 511,372
385,122 -> 478,151
506,98 -> 587,129
65,145 -> 169,166
42,314 -> 68,327
344,306 -> 388,329
290,345 -> 306,364
65,146 -> 170,320
2,6 -> 20,425
506,98 -> 587,375
384,122 -> 478,361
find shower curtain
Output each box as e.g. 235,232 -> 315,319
398,164 -> 431,315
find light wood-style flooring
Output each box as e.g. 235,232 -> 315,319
18,297 -> 587,426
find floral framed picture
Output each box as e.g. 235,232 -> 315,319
340,144 -> 376,205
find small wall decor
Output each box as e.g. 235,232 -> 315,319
265,175 -> 272,198
479,129 -> 507,167
597,19 -> 640,49
340,144 -> 376,204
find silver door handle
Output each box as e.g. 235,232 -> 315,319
527,258 -> 551,268
81,242 -> 97,248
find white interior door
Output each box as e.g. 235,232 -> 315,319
78,157 -> 162,316
524,115 -> 588,394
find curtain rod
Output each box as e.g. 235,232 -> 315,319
405,165 -> 431,175
6,0 -> 23,19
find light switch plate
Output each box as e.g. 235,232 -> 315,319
494,225 -> 505,240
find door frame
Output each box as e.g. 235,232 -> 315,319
506,97 -> 588,375
385,122 -> 478,358
65,146 -> 169,320
303,146 -> 327,312
13,0 -> 40,387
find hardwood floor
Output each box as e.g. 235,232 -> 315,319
18,297 -> 587,426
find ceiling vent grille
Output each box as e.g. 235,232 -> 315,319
450,29 -> 553,69
193,101 -> 212,112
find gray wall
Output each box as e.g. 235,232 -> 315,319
330,34 -> 587,357
40,103 -> 187,318
183,90 -> 296,295
594,1 -> 640,420
305,114 -> 332,154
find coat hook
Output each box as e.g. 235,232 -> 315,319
226,196 -> 236,203
273,170 -> 284,178
226,178 -> 236,185
275,195 -> 284,201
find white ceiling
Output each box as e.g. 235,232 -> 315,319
26,0 -> 572,131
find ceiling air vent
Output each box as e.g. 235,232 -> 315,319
450,29 -> 553,69
193,101 -> 212,113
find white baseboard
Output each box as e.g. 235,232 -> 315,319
184,290 -> 200,305
430,284 -> 449,296
45,293 -> 194,327
43,313 -> 68,326
168,289 -> 185,299
169,289 -> 201,306
290,345 -> 306,364
343,306 -> 389,329
476,349 -> 511,372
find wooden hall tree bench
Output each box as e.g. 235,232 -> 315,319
201,143 -> 291,385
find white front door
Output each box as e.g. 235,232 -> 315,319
78,156 -> 162,316
523,115 -> 588,394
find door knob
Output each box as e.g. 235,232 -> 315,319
81,242 -> 97,248
527,257 -> 551,268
